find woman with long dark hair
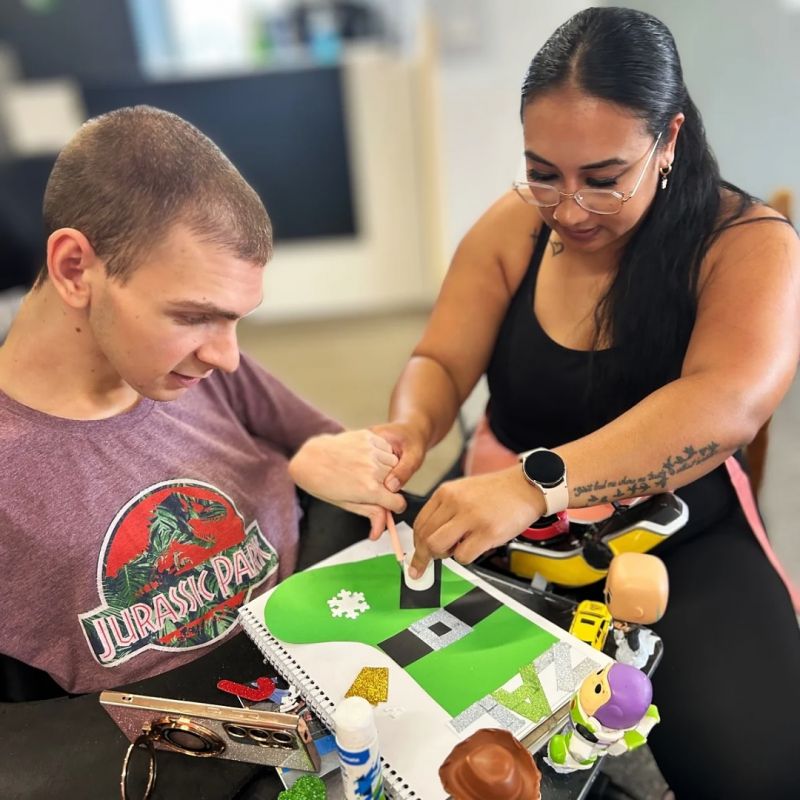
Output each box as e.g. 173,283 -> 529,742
291,7 -> 800,797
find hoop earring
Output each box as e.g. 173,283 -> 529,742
660,163 -> 673,190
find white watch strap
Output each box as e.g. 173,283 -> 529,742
541,480 -> 569,516
519,449 -> 569,516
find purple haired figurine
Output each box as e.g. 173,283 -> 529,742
545,663 -> 660,774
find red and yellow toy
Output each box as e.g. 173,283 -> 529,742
506,493 -> 687,587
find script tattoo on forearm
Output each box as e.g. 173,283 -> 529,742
573,441 -> 721,504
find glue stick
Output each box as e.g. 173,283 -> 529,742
334,696 -> 385,800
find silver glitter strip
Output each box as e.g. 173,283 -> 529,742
478,695 -> 498,711
450,702 -> 484,733
554,642 -> 603,693
488,703 -> 527,734
534,646 -> 555,672
554,642 -> 576,692
573,657 -> 600,684
409,608 -> 472,651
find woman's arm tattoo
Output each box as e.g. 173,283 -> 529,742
572,441 -> 721,504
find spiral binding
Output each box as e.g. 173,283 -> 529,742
239,607 -> 418,800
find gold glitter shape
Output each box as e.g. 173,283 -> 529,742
345,666 -> 389,705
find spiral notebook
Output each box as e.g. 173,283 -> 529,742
238,524 -> 610,799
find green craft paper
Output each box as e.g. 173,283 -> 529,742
265,554 -> 474,646
406,605 -> 557,717
265,555 -> 559,718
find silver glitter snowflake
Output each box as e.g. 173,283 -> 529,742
327,589 -> 370,620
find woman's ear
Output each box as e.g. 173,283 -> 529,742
663,112 -> 685,167
46,228 -> 99,309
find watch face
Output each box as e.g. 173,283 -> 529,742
523,449 -> 565,488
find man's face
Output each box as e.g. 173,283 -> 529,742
87,224 -> 264,401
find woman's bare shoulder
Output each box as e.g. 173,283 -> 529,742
468,190 -> 543,242
462,190 -> 544,292
719,190 -> 791,227
700,192 -> 797,288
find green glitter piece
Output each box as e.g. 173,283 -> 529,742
492,663 -> 553,723
277,775 -> 327,800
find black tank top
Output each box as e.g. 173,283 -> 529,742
485,218 -> 795,541
486,218 -> 795,453
487,225 -> 645,452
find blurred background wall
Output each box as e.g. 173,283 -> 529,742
612,0 -> 800,212
1,0 -> 797,318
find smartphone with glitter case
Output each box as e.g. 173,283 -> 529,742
100,690 -> 321,772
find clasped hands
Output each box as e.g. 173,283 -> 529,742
289,424 -> 546,577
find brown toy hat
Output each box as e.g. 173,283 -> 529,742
439,728 -> 542,800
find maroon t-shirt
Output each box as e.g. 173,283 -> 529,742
0,353 -> 340,693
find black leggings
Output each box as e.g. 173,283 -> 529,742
646,504 -> 800,800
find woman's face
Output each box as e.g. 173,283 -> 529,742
521,85 -> 679,254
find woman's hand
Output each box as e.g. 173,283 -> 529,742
289,431 -> 407,531
370,421 -> 428,491
408,466 -> 546,578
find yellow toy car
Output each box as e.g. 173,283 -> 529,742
569,600 -> 612,650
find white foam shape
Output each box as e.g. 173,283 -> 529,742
327,589 -> 371,620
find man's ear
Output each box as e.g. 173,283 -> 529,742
46,228 -> 101,309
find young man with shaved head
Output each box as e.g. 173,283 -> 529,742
0,106 -> 403,698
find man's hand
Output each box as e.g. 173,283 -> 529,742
370,421 -> 428,492
408,465 -> 546,578
289,430 -> 407,518
340,502 -> 392,541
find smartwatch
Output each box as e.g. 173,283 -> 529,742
520,448 -> 569,516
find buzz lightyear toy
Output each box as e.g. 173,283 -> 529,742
545,663 -> 659,773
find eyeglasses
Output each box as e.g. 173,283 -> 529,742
512,133 -> 662,215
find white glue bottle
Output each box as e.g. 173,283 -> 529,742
334,696 -> 386,800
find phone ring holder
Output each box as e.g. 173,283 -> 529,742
121,733 -> 157,800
